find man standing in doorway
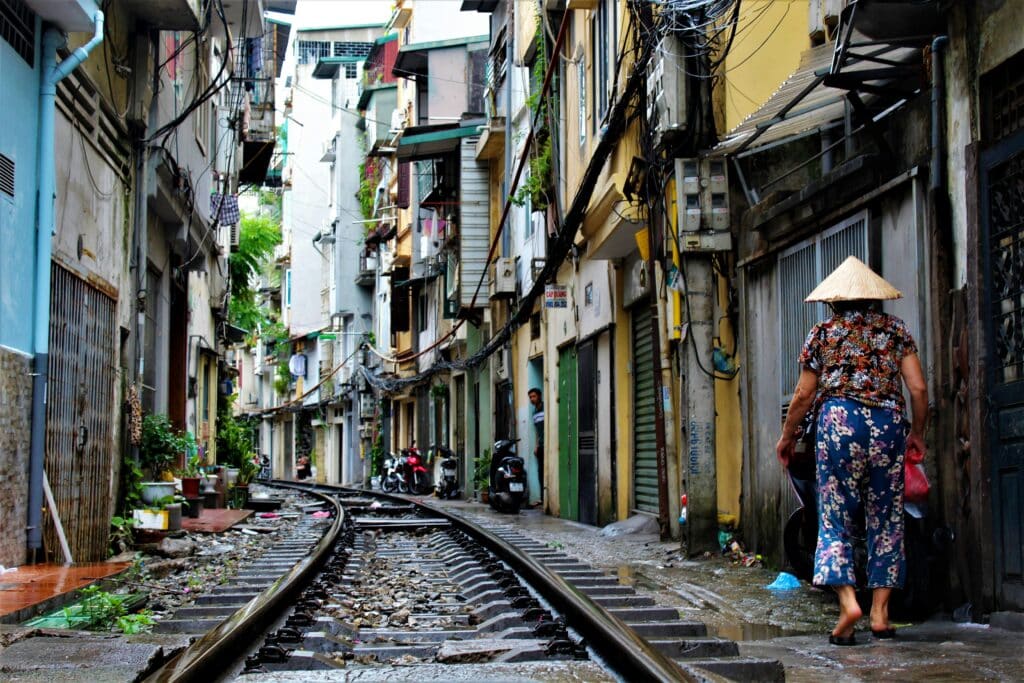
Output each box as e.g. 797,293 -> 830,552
528,387 -> 544,507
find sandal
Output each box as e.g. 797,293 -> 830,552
829,633 -> 857,646
871,627 -> 896,639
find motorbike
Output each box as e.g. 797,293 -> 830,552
381,453 -> 404,493
400,443 -> 431,495
488,439 -> 527,514
782,447 -> 950,619
433,445 -> 460,500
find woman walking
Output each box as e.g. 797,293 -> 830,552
776,256 -> 928,645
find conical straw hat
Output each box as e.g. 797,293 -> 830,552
805,255 -> 902,302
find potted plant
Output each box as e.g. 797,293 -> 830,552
178,445 -> 203,499
474,449 -> 491,504
140,414 -> 187,480
231,455 -> 259,508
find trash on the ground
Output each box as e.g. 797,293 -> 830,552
369,501 -> 383,509
599,514 -> 660,537
953,602 -> 974,623
765,572 -> 802,590
258,512 -> 280,519
312,510 -> 331,518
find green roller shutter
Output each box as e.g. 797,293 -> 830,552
632,304 -> 658,514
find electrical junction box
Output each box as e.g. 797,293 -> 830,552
679,231 -> 732,253
675,157 -> 731,239
489,257 -> 516,299
647,34 -> 688,146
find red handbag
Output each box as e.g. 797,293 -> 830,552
904,442 -> 930,503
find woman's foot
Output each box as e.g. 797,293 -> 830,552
870,587 -> 893,635
832,585 -> 862,639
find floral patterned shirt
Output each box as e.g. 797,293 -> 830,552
799,310 -> 918,412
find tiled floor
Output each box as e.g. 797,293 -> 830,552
181,507 -> 253,533
0,562 -> 130,620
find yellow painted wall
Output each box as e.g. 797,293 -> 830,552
716,1 -> 811,134
715,276 -> 742,527
614,272 -> 633,521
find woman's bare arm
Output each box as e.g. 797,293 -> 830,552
901,352 -> 928,450
776,368 -> 819,465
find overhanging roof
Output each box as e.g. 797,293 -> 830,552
357,82 -> 397,111
715,38 -> 920,156
313,56 -> 366,79
396,124 -> 480,161
393,34 -> 489,79
460,0 -> 499,11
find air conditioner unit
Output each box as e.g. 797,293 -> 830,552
359,393 -> 376,419
647,33 -> 688,146
489,257 -> 516,300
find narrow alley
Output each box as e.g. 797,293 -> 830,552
0,0 -> 1022,680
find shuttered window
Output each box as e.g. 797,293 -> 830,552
396,161 -> 410,208
632,304 -> 659,515
778,211 -> 869,399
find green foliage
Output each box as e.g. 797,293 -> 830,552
370,431 -> 385,477
274,360 -> 292,396
474,448 -> 491,490
514,19 -> 553,210
357,158 -> 383,221
119,454 -> 144,515
109,516 -> 136,556
70,586 -> 125,626
116,611 -> 155,634
228,213 -> 282,332
237,455 -> 259,486
140,414 -> 188,478
178,448 -> 202,478
216,395 -> 253,468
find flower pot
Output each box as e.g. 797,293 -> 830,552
165,503 -> 182,531
202,474 -> 218,495
225,467 -> 240,488
140,482 -> 175,505
181,477 -> 201,498
185,496 -> 203,518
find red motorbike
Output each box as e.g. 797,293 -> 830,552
400,443 -> 431,495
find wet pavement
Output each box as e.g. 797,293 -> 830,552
422,497 -> 1024,681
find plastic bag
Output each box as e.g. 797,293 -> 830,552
904,442 -> 930,503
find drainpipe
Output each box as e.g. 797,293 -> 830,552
930,36 -> 949,195
27,11 -> 105,561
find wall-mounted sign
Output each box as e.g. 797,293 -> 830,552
544,284 -> 568,308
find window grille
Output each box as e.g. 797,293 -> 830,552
0,0 -> 35,67
333,41 -> 372,58
344,63 -> 357,79
778,211 -> 868,397
297,40 -> 330,65
982,48 -> 1024,143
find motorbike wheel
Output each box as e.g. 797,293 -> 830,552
398,479 -> 409,494
783,508 -> 816,582
382,476 -> 397,493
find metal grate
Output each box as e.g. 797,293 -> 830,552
982,49 -> 1024,144
0,0 -> 35,67
45,263 -> 118,562
777,211 -> 868,396
987,150 -> 1024,384
0,152 -> 13,196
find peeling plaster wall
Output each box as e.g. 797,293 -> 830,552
0,346 -> 32,567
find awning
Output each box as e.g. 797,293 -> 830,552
396,123 -> 480,161
357,82 -> 396,112
239,140 -> 275,184
313,56 -> 364,79
392,34 -> 489,79
714,37 -> 921,157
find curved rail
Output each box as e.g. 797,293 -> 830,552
297,483 -> 697,683
144,487 -> 344,683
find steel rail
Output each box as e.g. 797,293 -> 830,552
302,483 -> 701,683
143,487 -> 344,683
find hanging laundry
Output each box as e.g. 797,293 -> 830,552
210,193 -> 240,226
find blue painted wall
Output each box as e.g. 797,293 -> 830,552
0,18 -> 41,353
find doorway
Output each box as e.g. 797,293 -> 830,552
577,340 -> 598,526
558,346 -> 578,520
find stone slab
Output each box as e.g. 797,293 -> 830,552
0,635 -> 166,682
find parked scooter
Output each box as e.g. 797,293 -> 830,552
433,445 -> 460,499
488,439 -> 527,514
400,443 -> 431,495
782,448 -> 950,619
381,453 -> 404,493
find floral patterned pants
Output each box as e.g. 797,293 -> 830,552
813,398 -> 906,588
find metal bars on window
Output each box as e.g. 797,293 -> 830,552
778,211 -> 868,397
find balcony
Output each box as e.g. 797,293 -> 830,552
211,0 -> 265,39
356,252 -> 377,287
121,0 -> 201,30
23,0 -> 98,32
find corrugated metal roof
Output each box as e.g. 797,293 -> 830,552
715,39 -> 920,156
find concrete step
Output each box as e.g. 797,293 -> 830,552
679,657 -> 786,682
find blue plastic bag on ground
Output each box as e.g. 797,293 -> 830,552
765,572 -> 802,590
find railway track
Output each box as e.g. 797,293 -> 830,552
146,483 -> 784,682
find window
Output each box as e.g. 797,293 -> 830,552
591,0 -> 618,131
297,40 -> 330,65
0,0 -> 35,67
345,63 -> 358,79
285,268 -> 292,308
578,54 -> 586,146
777,211 -> 869,398
333,41 -> 372,58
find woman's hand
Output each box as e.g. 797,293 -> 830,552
776,435 -> 796,467
906,431 -> 926,459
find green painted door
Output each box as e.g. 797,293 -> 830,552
558,346 -> 579,520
